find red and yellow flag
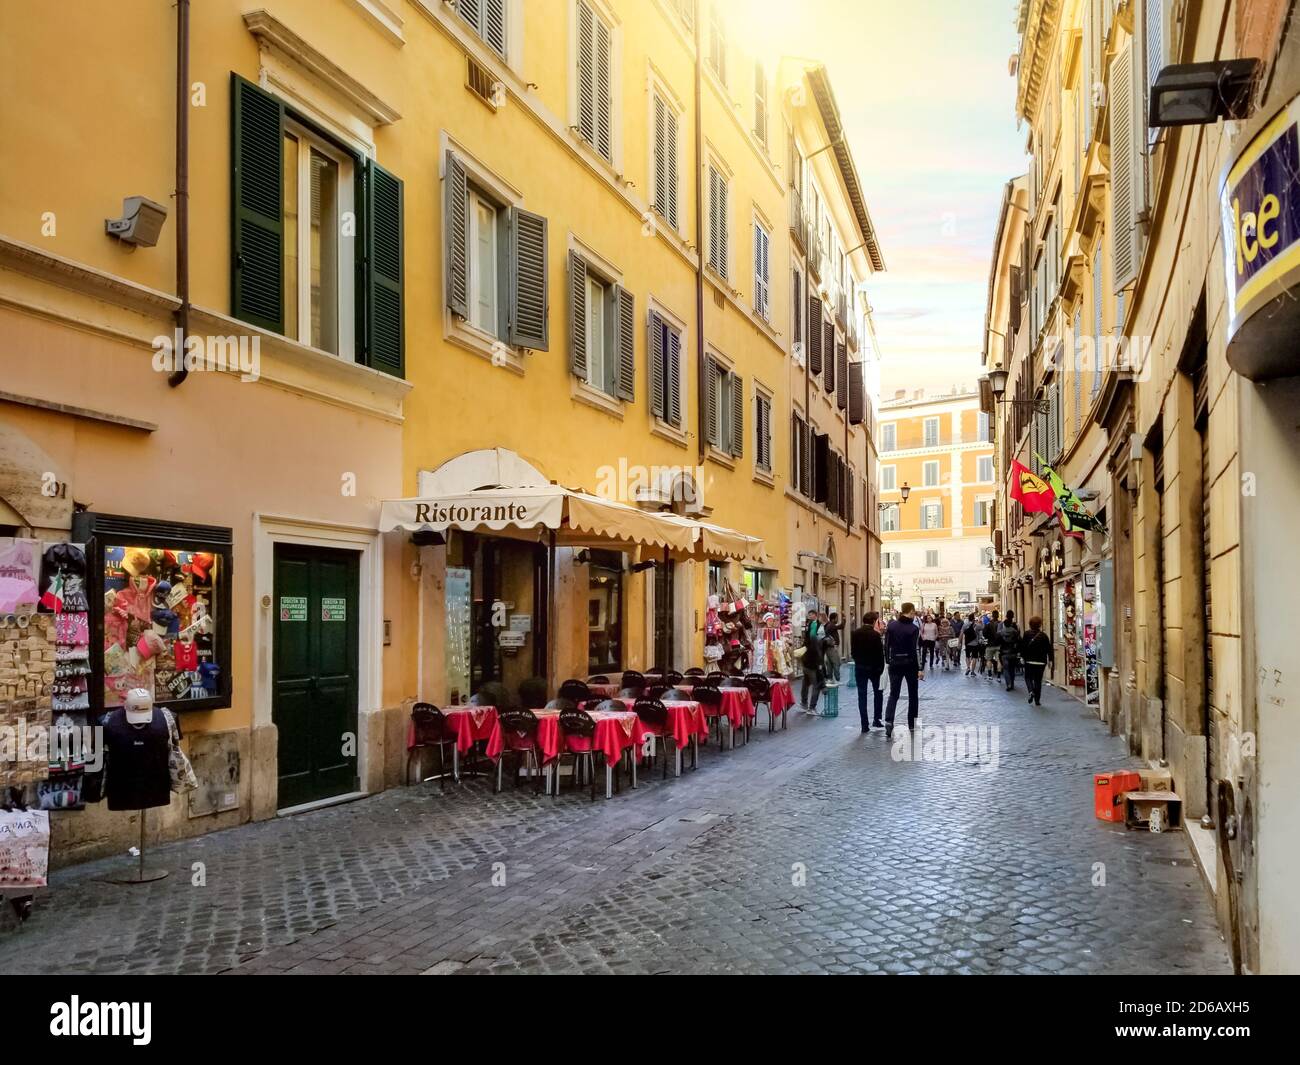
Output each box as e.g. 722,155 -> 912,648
1009,459 -> 1057,516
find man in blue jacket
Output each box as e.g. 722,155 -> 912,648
883,602 -> 924,739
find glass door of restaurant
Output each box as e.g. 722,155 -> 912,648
653,559 -> 674,671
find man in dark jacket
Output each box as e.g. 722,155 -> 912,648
800,613 -> 824,714
999,610 -> 1022,691
1018,616 -> 1052,706
883,602 -> 924,739
850,611 -> 885,733
982,610 -> 1002,680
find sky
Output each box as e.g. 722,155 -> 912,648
734,0 -> 1030,399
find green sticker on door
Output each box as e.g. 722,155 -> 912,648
279,596 -> 307,622
321,597 -> 347,622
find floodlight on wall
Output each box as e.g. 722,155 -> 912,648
1149,59 -> 1259,128
105,196 -> 168,247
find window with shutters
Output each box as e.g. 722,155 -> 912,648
650,90 -> 681,232
708,163 -> 729,280
1142,0 -> 1166,148
923,417 -> 940,448
922,502 -> 943,530
705,356 -> 742,457
1092,242 -> 1104,397
925,550 -> 940,569
1110,41 -> 1139,291
923,460 -> 940,487
882,551 -> 901,569
881,423 -> 896,452
753,218 -> 771,320
978,456 -> 993,482
707,2 -> 726,85
282,121 -> 355,358
791,266 -> 803,357
973,498 -> 992,526
574,0 -> 615,164
567,248 -> 632,404
881,465 -> 896,491
754,390 -> 772,473
846,464 -> 856,526
454,0 -> 507,59
753,62 -> 768,146
443,148 -> 549,357
881,506 -> 899,533
648,309 -> 684,429
791,414 -> 808,495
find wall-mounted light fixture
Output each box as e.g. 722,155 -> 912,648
105,196 -> 168,247
1149,59 -> 1259,128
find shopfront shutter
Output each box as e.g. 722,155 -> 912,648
730,373 -> 744,457
836,341 -> 848,410
1110,43 -> 1138,291
364,160 -> 404,377
848,360 -> 864,424
507,206 -> 548,350
649,312 -> 666,418
230,74 -> 284,334
444,150 -> 469,320
568,250 -> 588,378
667,328 -> 682,425
614,285 -> 635,401
808,295 -> 823,373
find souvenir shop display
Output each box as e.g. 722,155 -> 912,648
0,794 -> 49,909
101,543 -> 221,710
82,688 -> 195,884
0,538 -> 40,614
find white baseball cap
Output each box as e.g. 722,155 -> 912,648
123,687 -> 154,724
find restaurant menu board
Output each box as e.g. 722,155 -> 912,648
445,568 -> 471,705
102,545 -> 220,708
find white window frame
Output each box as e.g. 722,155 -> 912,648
283,118 -> 356,359
585,272 -> 613,394
925,549 -> 940,569
923,460 -> 940,487
754,385 -> 773,474
922,501 -> 943,529
881,504 -> 899,533
881,422 -> 896,452
753,213 -> 771,321
973,497 -> 993,526
880,465 -> 896,491
923,416 -> 940,447
467,186 -> 501,337
977,455 -> 994,483
707,0 -> 726,86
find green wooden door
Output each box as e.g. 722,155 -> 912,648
273,545 -> 360,808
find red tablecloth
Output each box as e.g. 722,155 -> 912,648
613,697 -> 707,749
677,685 -> 755,728
768,679 -> 795,717
586,682 -> 621,698
486,709 -> 646,766
442,706 -> 499,753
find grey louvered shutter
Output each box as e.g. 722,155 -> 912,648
665,107 -> 679,229
1144,0 -> 1164,146
667,329 -> 682,425
445,151 -> 469,319
507,207 -> 548,350
577,2 -> 596,149
848,360 -> 864,424
753,62 -> 767,143
808,295 -> 823,372
568,250 -> 588,378
649,312 -> 666,418
802,423 -> 813,495
792,268 -> 802,347
822,322 -> 835,393
1082,0 -> 1095,147
754,224 -> 769,318
364,160 -> 404,377
653,96 -> 668,221
483,0 -> 506,57
614,285 -> 635,401
1110,43 -> 1138,291
836,342 -> 848,410
231,75 -> 284,334
705,358 -> 720,447
730,373 -> 744,457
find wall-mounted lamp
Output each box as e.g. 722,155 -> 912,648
984,370 -> 1049,414
105,196 -> 168,247
1149,59 -> 1258,128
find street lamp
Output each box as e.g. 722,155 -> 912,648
899,481 -> 911,503
983,370 -> 1049,413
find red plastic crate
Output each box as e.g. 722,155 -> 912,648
1094,771 -> 1142,822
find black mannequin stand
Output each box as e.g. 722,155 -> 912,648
105,808 -> 169,885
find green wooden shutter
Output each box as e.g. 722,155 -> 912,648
729,372 -> 744,457
705,358 -> 719,447
568,250 -> 588,378
362,159 -> 403,377
508,206 -> 548,350
230,74 -> 284,333
614,285 -> 635,401
649,311 -> 666,418
445,151 -> 469,320
667,327 -> 682,426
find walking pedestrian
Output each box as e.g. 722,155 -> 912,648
963,611 -> 981,675
982,610 -> 1002,680
1019,616 -> 1052,706
999,610 -> 1022,691
884,602 -> 924,739
920,612 -> 938,670
800,612 -> 824,715
936,613 -> 953,671
851,610 -> 885,733
823,610 -> 843,684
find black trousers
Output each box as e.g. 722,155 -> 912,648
885,662 -> 919,729
855,665 -> 883,728
1024,664 -> 1046,704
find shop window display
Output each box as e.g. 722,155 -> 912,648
102,545 -> 221,709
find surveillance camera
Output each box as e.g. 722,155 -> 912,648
105,196 -> 168,247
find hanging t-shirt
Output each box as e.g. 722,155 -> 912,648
173,639 -> 199,672
83,709 -> 173,811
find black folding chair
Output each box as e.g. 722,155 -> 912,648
495,708 -> 543,794
407,703 -> 453,790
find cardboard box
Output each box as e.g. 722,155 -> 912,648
1125,791 -> 1183,831
1140,767 -> 1174,792
1095,771 -> 1142,822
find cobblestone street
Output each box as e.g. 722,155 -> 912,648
0,670 -> 1231,976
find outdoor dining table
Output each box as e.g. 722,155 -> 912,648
405,705 -> 499,783
767,678 -> 796,729
613,697 -> 707,776
677,684 -> 756,747
486,707 -> 648,798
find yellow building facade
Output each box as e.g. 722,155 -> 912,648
0,0 -> 883,861
877,391 -> 996,611
987,0 -> 1300,973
